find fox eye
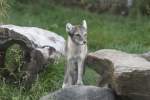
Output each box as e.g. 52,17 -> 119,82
76,34 -> 80,37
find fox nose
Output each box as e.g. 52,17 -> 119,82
83,41 -> 87,44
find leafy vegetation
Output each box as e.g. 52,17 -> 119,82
0,0 -> 150,100
0,0 -> 9,22
132,0 -> 150,15
4,44 -> 24,83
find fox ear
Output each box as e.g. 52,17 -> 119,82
66,23 -> 73,33
82,20 -> 87,30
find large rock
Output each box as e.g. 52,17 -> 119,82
86,49 -> 150,100
40,86 -> 115,100
0,25 -> 65,86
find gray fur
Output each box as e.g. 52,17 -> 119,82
62,20 -> 88,88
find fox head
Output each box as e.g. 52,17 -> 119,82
66,20 -> 87,45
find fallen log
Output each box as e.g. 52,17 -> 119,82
0,25 -> 65,87
140,52 -> 150,61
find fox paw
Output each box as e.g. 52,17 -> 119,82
76,81 -> 83,85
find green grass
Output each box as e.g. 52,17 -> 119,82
5,2 -> 150,53
0,1 -> 150,100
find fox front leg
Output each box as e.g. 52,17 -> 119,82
76,59 -> 84,85
62,60 -> 76,88
62,62 -> 72,88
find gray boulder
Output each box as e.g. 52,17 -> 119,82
40,85 -> 115,100
86,49 -> 150,100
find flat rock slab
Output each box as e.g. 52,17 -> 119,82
86,49 -> 150,100
40,86 -> 115,100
